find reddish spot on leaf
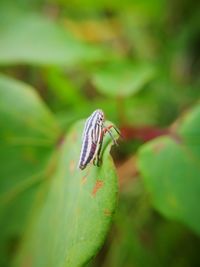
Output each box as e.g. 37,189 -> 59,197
81,176 -> 87,185
70,160 -> 75,173
81,168 -> 90,186
104,209 -> 112,216
92,180 -> 104,197
56,135 -> 65,148
153,142 -> 165,154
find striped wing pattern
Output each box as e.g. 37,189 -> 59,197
78,110 -> 104,170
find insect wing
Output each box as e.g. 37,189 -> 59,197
78,109 -> 105,170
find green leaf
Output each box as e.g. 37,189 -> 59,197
138,104 -> 200,235
0,12 -> 103,66
0,74 -> 60,266
44,67 -> 87,107
0,74 -> 118,267
14,120 -> 118,267
92,61 -> 155,97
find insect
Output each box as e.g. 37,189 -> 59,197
78,109 -> 120,170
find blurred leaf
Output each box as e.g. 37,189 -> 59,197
0,73 -> 61,197
138,104 -> 200,235
54,98 -> 119,133
101,178 -> 200,267
52,0 -> 165,17
44,67 -> 87,107
0,12 -> 103,66
0,74 -> 118,267
0,74 -> 61,266
92,61 -> 155,97
15,120 -> 118,267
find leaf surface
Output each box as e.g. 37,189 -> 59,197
92,61 -> 155,97
0,74 -> 118,267
15,121 -> 118,267
0,74 -> 60,266
0,11 -> 102,66
138,105 -> 200,235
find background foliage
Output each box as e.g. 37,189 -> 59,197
0,0 -> 200,266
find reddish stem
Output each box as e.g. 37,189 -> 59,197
120,126 -> 171,142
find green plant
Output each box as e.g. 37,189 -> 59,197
1,1 -> 200,266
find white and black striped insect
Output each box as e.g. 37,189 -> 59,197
78,109 -> 120,170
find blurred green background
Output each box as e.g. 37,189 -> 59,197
0,0 -> 200,266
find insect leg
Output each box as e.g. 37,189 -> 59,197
93,157 -> 97,166
96,129 -> 105,166
103,125 -> 121,145
105,125 -> 121,137
97,139 -> 103,166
